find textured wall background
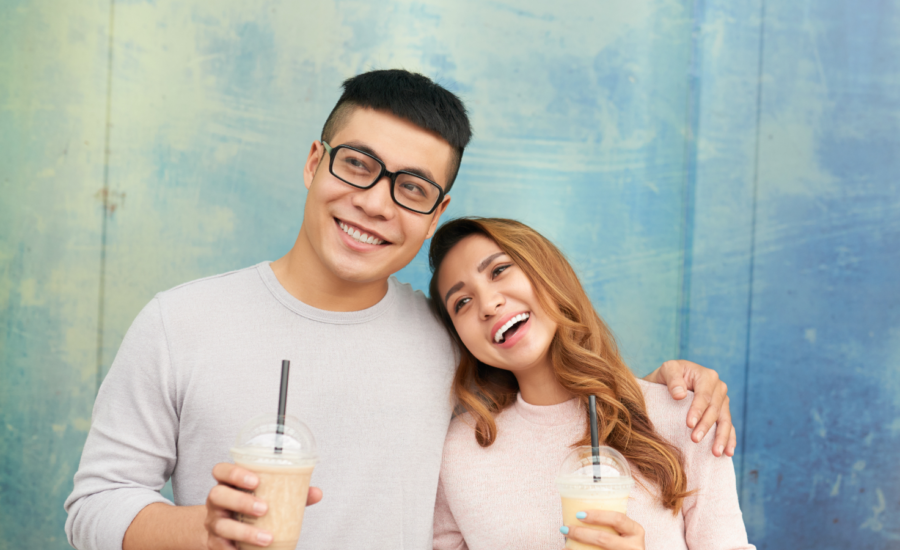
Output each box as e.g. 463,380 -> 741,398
1,0 -> 898,548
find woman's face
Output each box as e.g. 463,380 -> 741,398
437,234 -> 558,376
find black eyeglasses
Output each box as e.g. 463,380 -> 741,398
322,141 -> 445,214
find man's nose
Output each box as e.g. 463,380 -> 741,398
350,175 -> 396,220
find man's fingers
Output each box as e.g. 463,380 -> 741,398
208,484 -> 268,517
307,486 -> 323,506
659,360 -> 688,400
212,463 -> 259,490
210,517 -> 272,547
206,533 -> 238,550
711,396 -> 733,456
727,425 -> 737,456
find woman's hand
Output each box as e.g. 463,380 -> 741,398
561,510 -> 644,550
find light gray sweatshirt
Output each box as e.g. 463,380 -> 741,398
65,262 -> 457,550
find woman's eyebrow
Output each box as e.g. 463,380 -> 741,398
444,252 -> 506,306
444,282 -> 464,306
477,252 -> 505,272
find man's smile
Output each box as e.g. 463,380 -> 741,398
336,218 -> 391,246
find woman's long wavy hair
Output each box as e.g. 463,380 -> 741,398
428,218 -> 692,513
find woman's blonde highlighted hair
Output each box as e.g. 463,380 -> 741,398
428,218 -> 692,513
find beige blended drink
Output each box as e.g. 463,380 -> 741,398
230,414 -> 318,550
556,446 -> 633,550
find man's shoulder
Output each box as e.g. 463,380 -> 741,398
388,276 -> 430,306
158,263 -> 265,299
387,277 -> 446,330
153,263 -> 270,309
148,263 -> 274,330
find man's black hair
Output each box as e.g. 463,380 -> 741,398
321,69 -> 472,192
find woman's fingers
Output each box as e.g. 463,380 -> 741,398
575,510 -> 642,535
563,511 -> 645,550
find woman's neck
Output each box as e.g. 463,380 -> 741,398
514,360 -> 573,406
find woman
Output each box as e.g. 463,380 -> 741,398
429,218 -> 753,550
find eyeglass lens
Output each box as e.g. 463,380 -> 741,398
332,147 -> 441,212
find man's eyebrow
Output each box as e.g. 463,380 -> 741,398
477,252 -> 506,273
342,141 -> 438,184
444,282 -> 464,306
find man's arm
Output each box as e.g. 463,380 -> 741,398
122,474 -> 323,550
643,359 -> 737,457
123,504 -> 207,550
65,299 -> 181,550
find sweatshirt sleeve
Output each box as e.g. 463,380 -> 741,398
433,475 -> 468,550
64,297 -> 180,550
680,423 -> 755,550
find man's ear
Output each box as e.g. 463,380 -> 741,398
426,195 -> 452,239
303,141 -> 326,190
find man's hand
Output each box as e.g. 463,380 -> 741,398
643,359 -> 736,457
561,510 -> 645,550
205,463 -> 322,549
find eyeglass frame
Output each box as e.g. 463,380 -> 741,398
321,141 -> 446,215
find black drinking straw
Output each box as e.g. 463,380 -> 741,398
589,395 -> 601,482
275,360 -> 291,454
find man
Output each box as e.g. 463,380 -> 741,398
65,70 -> 735,550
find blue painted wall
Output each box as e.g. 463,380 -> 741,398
1,0 -> 898,548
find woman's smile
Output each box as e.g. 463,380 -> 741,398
492,312 -> 531,347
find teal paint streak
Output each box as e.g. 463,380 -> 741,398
0,2 -> 112,547
97,0 -> 116,388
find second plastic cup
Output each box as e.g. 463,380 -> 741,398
556,446 -> 633,550
230,415 -> 318,550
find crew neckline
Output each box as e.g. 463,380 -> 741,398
513,393 -> 584,427
256,261 -> 397,324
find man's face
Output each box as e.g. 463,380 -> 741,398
301,107 -> 454,285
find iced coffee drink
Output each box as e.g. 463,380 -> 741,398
230,415 -> 318,550
556,446 -> 633,550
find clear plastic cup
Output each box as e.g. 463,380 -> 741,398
556,446 -> 633,550
229,415 -> 318,550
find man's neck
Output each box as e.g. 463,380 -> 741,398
270,232 -> 390,312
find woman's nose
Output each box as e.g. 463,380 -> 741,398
479,291 -> 504,319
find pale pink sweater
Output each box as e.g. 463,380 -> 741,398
433,379 -> 755,550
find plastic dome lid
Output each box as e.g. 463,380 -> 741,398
230,414 -> 318,467
556,445 -> 633,494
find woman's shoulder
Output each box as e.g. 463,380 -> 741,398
443,406 -> 518,454
446,411 -> 477,442
637,379 -> 724,468
636,379 -> 696,447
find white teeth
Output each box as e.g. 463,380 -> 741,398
494,313 -> 530,343
339,221 -> 384,245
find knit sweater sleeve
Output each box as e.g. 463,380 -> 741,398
64,297 -> 179,550
433,474 -> 468,550
677,406 -> 755,549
